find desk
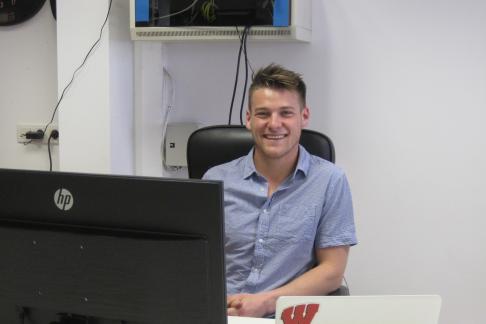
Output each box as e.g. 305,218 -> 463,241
228,316 -> 274,323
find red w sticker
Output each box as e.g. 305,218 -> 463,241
281,304 -> 320,324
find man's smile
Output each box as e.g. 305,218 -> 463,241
263,134 -> 287,140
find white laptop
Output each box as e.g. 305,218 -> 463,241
275,295 -> 442,324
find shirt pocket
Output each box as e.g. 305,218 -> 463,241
272,203 -> 317,243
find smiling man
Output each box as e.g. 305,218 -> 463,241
203,64 -> 357,318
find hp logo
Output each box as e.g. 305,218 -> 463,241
54,188 -> 74,211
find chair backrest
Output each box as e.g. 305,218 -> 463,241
187,125 -> 335,179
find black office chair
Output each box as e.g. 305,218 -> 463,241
186,125 -> 349,296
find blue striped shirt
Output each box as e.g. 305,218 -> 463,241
203,145 -> 357,295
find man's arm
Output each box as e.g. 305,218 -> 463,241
227,245 -> 350,317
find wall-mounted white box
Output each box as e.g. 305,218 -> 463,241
164,123 -> 199,167
129,0 -> 311,42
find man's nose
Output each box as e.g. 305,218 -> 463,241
268,113 -> 282,128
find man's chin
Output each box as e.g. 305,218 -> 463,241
259,148 -> 288,160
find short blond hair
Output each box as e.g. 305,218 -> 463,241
249,63 -> 306,109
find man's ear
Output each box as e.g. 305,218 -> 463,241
245,109 -> 252,130
301,106 -> 310,128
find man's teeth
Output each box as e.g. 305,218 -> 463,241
265,135 -> 285,139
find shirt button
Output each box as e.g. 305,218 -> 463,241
263,209 -> 268,213
258,238 -> 264,243
260,187 -> 265,192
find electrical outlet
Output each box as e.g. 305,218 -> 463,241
17,124 -> 59,145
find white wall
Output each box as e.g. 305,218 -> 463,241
136,1 -> 486,323
57,0 -> 134,174
321,3 -> 486,324
0,3 -> 58,170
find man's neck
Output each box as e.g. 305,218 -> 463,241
253,148 -> 299,197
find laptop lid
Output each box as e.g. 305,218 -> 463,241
275,295 -> 442,324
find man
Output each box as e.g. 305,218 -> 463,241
203,64 -> 357,317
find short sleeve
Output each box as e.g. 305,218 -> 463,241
315,171 -> 357,248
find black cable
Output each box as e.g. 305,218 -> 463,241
47,130 -> 59,172
48,134 -> 53,172
239,25 -> 251,125
42,0 -> 113,136
235,25 -> 254,74
228,26 -> 245,125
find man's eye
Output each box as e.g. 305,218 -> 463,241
281,111 -> 294,117
255,112 -> 269,117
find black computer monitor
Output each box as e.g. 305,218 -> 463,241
0,168 -> 226,324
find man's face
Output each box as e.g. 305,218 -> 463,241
246,87 -> 309,163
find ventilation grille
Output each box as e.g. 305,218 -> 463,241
131,26 -> 305,41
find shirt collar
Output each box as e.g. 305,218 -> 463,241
294,145 -> 311,178
242,148 -> 257,179
241,145 -> 311,180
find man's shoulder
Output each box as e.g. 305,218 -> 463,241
202,155 -> 247,181
306,152 -> 346,178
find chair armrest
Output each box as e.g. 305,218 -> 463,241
327,285 -> 350,296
